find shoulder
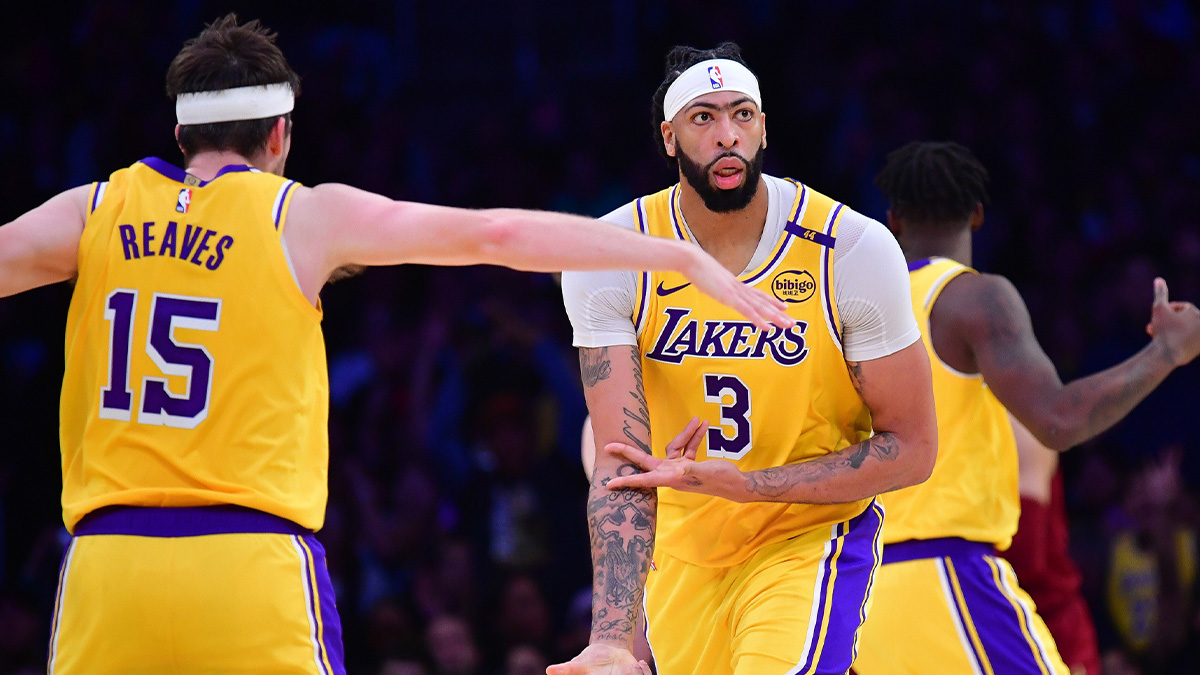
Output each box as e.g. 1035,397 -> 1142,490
598,200 -> 641,231
935,271 -> 1030,334
832,209 -> 903,273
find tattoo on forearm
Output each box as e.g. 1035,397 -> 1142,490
580,347 -> 612,387
586,470 -> 656,643
743,432 -> 903,501
621,349 -> 652,454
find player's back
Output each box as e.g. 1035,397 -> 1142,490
60,157 -> 328,532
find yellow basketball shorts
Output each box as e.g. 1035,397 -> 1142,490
48,506 -> 344,674
853,538 -> 1069,675
644,499 -> 884,675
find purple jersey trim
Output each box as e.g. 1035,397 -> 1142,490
274,180 -> 297,229
822,203 -> 844,344
73,505 -> 311,537
140,157 -> 254,187
783,222 -> 837,248
882,537 -> 995,565
741,184 -> 809,286
907,257 -> 933,272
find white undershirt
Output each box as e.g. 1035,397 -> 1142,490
561,175 -> 919,362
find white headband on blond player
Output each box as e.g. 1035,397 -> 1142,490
663,58 -> 762,122
175,83 -> 295,125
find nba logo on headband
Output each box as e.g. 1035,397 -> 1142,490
708,65 -> 724,89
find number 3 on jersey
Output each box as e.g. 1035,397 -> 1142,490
703,374 -> 752,459
100,289 -> 221,429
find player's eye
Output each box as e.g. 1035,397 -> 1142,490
693,112 -> 711,123
736,108 -> 753,120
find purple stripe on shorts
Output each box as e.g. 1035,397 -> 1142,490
303,535 -> 346,675
953,556 -> 1058,674
140,157 -> 252,186
796,520 -> 845,673
297,539 -> 331,675
812,500 -> 885,674
74,505 -> 311,537
274,180 -> 297,228
882,537 -> 994,565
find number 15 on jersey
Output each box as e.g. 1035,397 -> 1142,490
100,289 -> 222,429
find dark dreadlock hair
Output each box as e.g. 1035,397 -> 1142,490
651,42 -> 750,169
874,141 -> 990,229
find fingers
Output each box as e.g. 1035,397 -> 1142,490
1153,277 -> 1169,307
546,663 -> 583,675
666,417 -> 704,458
639,661 -> 653,675
606,443 -> 660,471
682,419 -> 706,459
607,473 -> 667,490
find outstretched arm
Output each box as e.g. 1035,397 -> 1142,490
548,346 -> 656,675
285,183 -> 792,331
950,274 -> 1200,451
607,340 -> 938,503
0,185 -> 91,297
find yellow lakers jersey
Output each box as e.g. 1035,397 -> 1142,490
634,182 -> 873,568
879,257 -> 1020,548
60,157 -> 329,532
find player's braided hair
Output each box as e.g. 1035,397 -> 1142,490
874,141 -> 991,227
166,13 -> 301,162
651,42 -> 749,169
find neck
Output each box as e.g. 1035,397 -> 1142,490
677,176 -> 770,253
900,226 -> 974,267
184,150 -> 258,181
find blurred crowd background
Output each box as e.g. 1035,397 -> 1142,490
2,1 -> 1200,673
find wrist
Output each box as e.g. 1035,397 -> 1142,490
675,242 -> 702,277
1149,336 -> 1181,369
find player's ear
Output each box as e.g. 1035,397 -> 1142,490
970,202 -> 985,232
760,111 -> 767,150
661,120 -> 677,158
174,124 -> 184,154
886,209 -> 902,237
267,117 -> 288,157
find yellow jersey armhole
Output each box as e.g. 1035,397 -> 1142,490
823,203 -> 848,348
272,180 -> 300,235
632,196 -> 652,338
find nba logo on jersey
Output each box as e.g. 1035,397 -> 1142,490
708,65 -> 723,89
176,188 -> 192,213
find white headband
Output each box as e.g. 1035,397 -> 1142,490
176,83 -> 295,125
663,58 -> 762,122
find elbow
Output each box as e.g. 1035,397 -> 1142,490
907,434 -> 938,487
476,211 -> 522,260
1026,412 -> 1078,452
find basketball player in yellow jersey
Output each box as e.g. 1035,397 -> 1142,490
0,17 -> 793,675
622,141 -> 1200,674
555,43 -> 938,675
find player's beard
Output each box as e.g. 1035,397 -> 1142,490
677,144 -> 765,213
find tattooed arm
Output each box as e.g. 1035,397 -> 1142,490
607,340 -> 938,504
937,273 -> 1200,451
550,345 -> 657,675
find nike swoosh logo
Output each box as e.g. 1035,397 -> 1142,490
656,281 -> 691,296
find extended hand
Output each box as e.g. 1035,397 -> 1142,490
1146,277 -> 1200,367
546,644 -> 652,675
605,417 -> 745,500
684,249 -> 795,332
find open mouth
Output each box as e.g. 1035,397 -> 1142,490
711,157 -> 746,190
